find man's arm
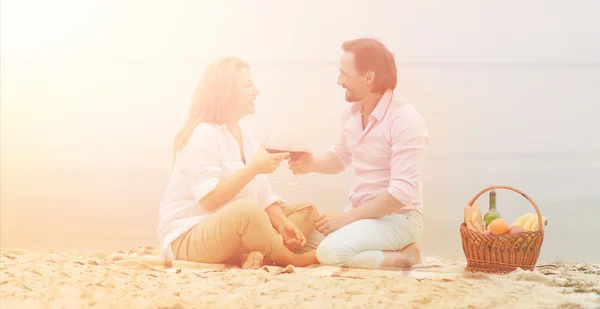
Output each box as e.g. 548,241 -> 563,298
309,151 -> 347,174
348,114 -> 429,221
289,142 -> 350,175
346,191 -> 404,221
298,109 -> 352,175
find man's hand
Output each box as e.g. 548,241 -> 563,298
288,152 -> 315,175
277,221 -> 306,250
315,212 -> 356,236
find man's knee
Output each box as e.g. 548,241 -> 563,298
292,203 -> 319,220
315,237 -> 355,266
304,203 -> 319,215
303,204 -> 319,225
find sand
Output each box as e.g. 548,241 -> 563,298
1,247 -> 598,309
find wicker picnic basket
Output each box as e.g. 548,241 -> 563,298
460,185 -> 545,274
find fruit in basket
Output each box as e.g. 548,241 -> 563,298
508,225 -> 526,235
462,187 -> 545,273
511,213 -> 535,228
530,216 -> 547,231
522,215 -> 547,232
509,225 -> 527,247
488,218 -> 509,235
483,190 -> 502,228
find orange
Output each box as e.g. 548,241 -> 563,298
489,218 -> 509,235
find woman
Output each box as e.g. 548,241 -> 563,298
157,57 -> 319,269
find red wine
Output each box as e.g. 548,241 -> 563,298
266,148 -> 289,154
288,150 -> 307,160
265,148 -> 306,160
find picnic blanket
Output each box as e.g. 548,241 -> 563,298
89,246 -> 465,281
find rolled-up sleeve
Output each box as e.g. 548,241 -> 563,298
327,109 -> 353,168
387,114 -> 429,207
178,124 -> 223,201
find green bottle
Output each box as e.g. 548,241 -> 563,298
483,190 -> 502,228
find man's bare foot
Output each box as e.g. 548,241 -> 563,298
381,243 -> 422,268
240,251 -> 264,269
402,243 -> 422,266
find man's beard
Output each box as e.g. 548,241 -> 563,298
344,88 -> 360,102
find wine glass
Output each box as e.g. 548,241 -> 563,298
262,131 -> 291,184
288,146 -> 309,187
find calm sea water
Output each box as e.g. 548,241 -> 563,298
1,151 -> 598,263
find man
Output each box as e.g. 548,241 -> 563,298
289,38 -> 429,269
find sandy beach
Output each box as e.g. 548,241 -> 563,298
1,247 -> 598,309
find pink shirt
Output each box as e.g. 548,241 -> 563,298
328,90 -> 429,213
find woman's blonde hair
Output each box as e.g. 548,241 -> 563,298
172,57 -> 250,162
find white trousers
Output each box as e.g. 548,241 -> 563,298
310,211 -> 423,268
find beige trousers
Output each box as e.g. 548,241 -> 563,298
171,198 -> 320,264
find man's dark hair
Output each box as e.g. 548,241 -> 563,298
342,38 -> 397,93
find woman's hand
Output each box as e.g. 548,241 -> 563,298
249,145 -> 289,175
277,221 -> 306,251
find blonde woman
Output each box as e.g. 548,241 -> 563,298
157,57 -> 319,269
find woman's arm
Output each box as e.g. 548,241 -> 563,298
199,164 -> 258,211
179,124 -> 258,211
264,202 -> 288,229
264,202 -> 306,249
255,170 -> 289,228
200,149 -> 289,211
180,124 -> 290,212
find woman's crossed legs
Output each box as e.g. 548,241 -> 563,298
171,198 -> 319,268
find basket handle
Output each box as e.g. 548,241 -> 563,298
468,185 -> 544,232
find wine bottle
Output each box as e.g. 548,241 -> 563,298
483,190 -> 502,228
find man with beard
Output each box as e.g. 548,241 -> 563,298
289,38 -> 429,268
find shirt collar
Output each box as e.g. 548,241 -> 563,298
371,90 -> 394,121
351,89 -> 394,121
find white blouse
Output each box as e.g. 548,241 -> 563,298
156,122 -> 285,263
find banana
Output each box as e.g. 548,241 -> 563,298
529,215 -> 547,232
511,213 -> 535,228
522,215 -> 548,231
522,215 -> 537,231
